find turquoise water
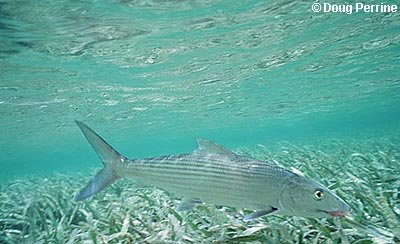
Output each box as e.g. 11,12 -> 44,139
0,0 -> 400,242
1,0 -> 399,178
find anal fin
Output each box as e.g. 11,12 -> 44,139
176,198 -> 202,212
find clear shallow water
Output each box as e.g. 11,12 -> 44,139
0,0 -> 399,176
1,1 -> 400,242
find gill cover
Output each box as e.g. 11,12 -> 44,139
279,173 -> 349,218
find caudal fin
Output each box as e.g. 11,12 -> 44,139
74,121 -> 126,201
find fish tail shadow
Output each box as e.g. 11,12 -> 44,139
74,120 -> 126,201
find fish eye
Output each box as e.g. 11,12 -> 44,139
313,189 -> 324,200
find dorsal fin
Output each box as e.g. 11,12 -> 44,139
195,138 -> 237,158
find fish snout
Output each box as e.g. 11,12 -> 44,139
327,210 -> 347,217
328,202 -> 351,217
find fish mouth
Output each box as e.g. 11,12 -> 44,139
317,210 -> 347,217
327,211 -> 347,217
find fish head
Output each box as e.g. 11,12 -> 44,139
279,174 -> 350,218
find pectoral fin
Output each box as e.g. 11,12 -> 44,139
176,199 -> 202,212
244,207 -> 278,221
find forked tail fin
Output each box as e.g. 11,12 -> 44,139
74,121 -> 126,201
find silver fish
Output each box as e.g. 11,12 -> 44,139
74,121 -> 350,220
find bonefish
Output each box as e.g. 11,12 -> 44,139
74,121 -> 350,220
